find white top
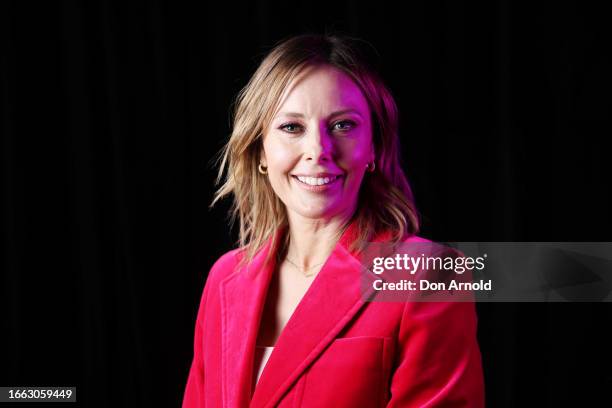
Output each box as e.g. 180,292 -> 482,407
253,346 -> 274,386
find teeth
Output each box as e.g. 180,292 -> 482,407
296,175 -> 337,186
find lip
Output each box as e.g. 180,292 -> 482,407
291,174 -> 343,192
291,172 -> 342,178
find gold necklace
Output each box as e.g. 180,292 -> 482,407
284,257 -> 326,277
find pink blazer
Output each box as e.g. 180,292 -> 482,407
182,220 -> 485,407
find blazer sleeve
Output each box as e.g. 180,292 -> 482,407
182,272 -> 211,408
385,299 -> 485,407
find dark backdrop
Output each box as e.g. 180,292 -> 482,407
2,1 -> 610,407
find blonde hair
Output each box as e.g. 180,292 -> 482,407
211,32 -> 420,266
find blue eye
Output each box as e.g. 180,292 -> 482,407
279,123 -> 303,133
333,120 -> 356,131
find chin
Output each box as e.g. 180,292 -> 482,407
294,203 -> 345,221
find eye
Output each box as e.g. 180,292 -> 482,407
278,122 -> 303,133
332,120 -> 356,131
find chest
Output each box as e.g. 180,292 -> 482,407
256,263 -> 318,347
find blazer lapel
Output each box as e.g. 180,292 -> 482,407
249,221 -> 385,408
219,226 -> 285,408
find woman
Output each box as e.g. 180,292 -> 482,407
183,33 -> 485,407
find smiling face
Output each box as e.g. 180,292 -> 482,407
260,64 -> 375,223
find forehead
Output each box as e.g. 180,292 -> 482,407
272,65 -> 369,118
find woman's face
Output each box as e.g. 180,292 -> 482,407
261,64 -> 375,223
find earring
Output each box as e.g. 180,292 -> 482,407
366,161 -> 376,173
258,163 -> 268,174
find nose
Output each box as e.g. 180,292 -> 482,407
304,123 -> 334,163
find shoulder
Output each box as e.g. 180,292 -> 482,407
397,233 -> 436,254
365,232 -> 436,258
401,234 -> 432,244
401,234 -> 460,256
195,248 -> 244,310
205,248 -> 244,285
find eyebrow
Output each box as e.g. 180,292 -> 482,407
276,108 -> 363,120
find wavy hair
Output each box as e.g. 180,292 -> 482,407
211,32 -> 420,266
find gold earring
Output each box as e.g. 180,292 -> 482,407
367,161 -> 376,172
258,163 -> 268,174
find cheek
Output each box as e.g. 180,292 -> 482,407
263,141 -> 296,194
264,138 -> 293,172
339,139 -> 373,172
267,153 -> 294,178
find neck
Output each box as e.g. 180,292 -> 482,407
283,211 -> 354,270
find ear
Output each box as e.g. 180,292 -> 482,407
259,147 -> 267,167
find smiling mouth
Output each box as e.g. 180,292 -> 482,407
292,175 -> 342,186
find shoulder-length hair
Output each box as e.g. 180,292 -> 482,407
211,32 -> 420,266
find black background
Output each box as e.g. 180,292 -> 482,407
2,0 -> 611,407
